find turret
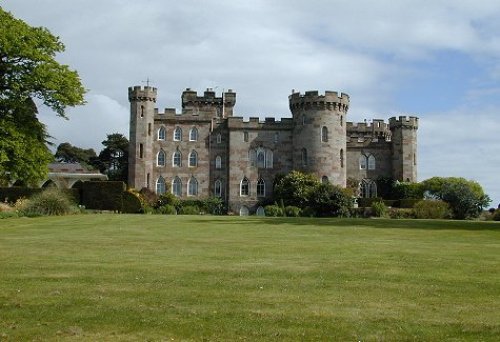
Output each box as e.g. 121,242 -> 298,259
181,88 -> 236,118
389,116 -> 418,182
128,86 -> 157,190
289,90 -> 350,186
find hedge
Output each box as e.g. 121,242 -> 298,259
81,181 -> 126,211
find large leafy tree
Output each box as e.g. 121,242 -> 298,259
97,133 -> 129,183
55,142 -> 97,167
0,8 -> 85,185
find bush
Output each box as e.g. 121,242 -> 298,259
155,204 -> 177,215
82,181 -> 126,211
492,210 -> 500,221
413,200 -> 450,219
399,199 -> 421,208
371,201 -> 388,218
284,206 -> 301,217
178,205 -> 200,215
121,190 -> 143,213
264,204 -> 283,217
388,208 -> 414,219
20,188 -> 77,217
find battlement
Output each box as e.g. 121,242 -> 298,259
289,90 -> 349,113
346,118 -> 392,141
128,86 -> 157,102
182,87 -> 236,107
227,116 -> 294,130
389,116 -> 419,129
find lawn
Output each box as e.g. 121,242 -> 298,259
0,215 -> 499,341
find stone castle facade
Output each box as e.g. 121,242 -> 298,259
128,86 -> 418,214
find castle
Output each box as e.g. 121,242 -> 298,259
128,86 -> 418,215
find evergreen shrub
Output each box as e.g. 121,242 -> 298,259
264,205 -> 283,217
284,206 -> 301,217
413,200 -> 450,219
371,200 -> 388,218
20,188 -> 77,216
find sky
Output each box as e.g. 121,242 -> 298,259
3,0 -> 500,206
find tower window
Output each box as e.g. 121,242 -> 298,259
274,132 -> 279,143
188,176 -> 198,196
321,126 -> 328,142
214,179 -> 222,197
240,177 -> 249,196
244,131 -> 249,142
140,105 -> 144,118
139,143 -> 143,158
148,123 -> 152,136
172,177 -> 182,197
215,155 -> 222,169
189,150 -> 198,167
217,133 -> 222,144
174,127 -> 182,141
301,148 -> 308,166
158,127 -> 166,140
189,127 -> 199,141
340,149 -> 344,168
257,178 -> 265,197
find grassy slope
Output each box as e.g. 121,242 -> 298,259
0,215 -> 499,341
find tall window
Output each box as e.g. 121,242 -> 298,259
257,151 -> 265,168
217,133 -> 222,144
301,148 -> 308,166
158,126 -> 166,140
189,150 -> 198,167
359,154 -> 367,170
257,178 -> 265,197
188,176 -> 198,196
214,179 -> 222,197
172,177 -> 182,197
174,127 -> 182,141
240,177 -> 249,196
243,131 -> 249,142
266,150 -> 273,169
340,149 -> 344,168
173,150 -> 182,167
215,155 -> 222,169
368,154 -> 376,170
156,177 -> 166,195
361,179 -> 377,198
139,143 -> 143,158
140,105 -> 144,118
157,150 -> 166,166
189,127 -> 198,141
321,126 -> 328,142
340,115 -> 343,126
274,132 -> 279,143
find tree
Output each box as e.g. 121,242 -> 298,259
421,177 -> 491,219
98,133 -> 129,182
273,170 -> 319,208
0,8 -> 85,185
55,142 -> 97,168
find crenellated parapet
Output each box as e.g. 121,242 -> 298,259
182,88 -> 236,109
389,116 -> 419,129
289,90 -> 350,113
128,86 -> 157,102
227,116 -> 294,130
347,119 -> 391,140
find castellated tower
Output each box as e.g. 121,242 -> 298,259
289,90 -> 350,187
128,86 -> 157,189
389,116 -> 418,182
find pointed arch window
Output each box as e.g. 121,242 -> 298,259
188,176 -> 198,196
301,148 -> 308,166
172,177 -> 182,197
157,150 -> 166,166
156,177 -> 166,195
321,126 -> 328,142
368,154 -> 376,170
240,177 -> 249,196
257,150 -> 265,168
361,179 -> 377,198
158,126 -> 166,140
173,150 -> 182,167
189,127 -> 199,141
340,149 -> 344,168
257,178 -> 265,197
214,179 -> 222,197
174,127 -> 182,141
217,133 -> 222,144
359,154 -> 367,170
189,150 -> 198,167
266,150 -> 273,169
215,155 -> 222,169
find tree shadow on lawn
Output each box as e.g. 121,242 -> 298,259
185,216 -> 500,232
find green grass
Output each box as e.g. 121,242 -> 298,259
0,215 -> 499,341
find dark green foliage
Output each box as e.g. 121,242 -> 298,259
284,206 -> 301,217
392,181 -> 424,199
97,133 -> 129,182
20,188 -> 77,216
371,200 -> 388,218
309,183 -> 352,217
121,190 -> 142,214
273,171 -> 319,208
492,210 -> 500,221
179,205 -> 200,215
55,142 -> 97,167
155,204 -> 177,215
357,197 -> 383,208
388,208 -> 415,219
413,200 -> 451,219
264,205 -> 284,217
81,181 -> 126,211
376,176 -> 395,199
398,199 -> 422,208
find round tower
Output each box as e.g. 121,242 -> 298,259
389,116 -> 418,182
128,86 -> 157,190
289,90 -> 350,187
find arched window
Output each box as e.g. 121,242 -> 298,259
257,178 -> 265,197
157,150 -> 166,166
239,206 -> 249,216
173,150 -> 182,167
139,143 -> 143,158
174,127 -> 182,141
340,149 -> 344,168
301,148 -> 308,166
172,177 -> 182,197
188,176 -> 198,196
248,149 -> 257,166
189,127 -> 198,141
257,150 -> 265,168
189,150 -> 198,167
158,126 -> 166,140
361,179 -> 377,198
368,154 -> 376,170
215,155 -> 222,169
256,206 -> 265,216
322,176 -> 329,184
266,150 -> 273,169
156,177 -> 166,195
214,179 -> 222,197
240,177 -> 249,196
359,154 -> 367,170
140,105 -> 144,118
321,126 -> 328,142
217,133 -> 222,144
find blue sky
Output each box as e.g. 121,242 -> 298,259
3,0 -> 500,206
